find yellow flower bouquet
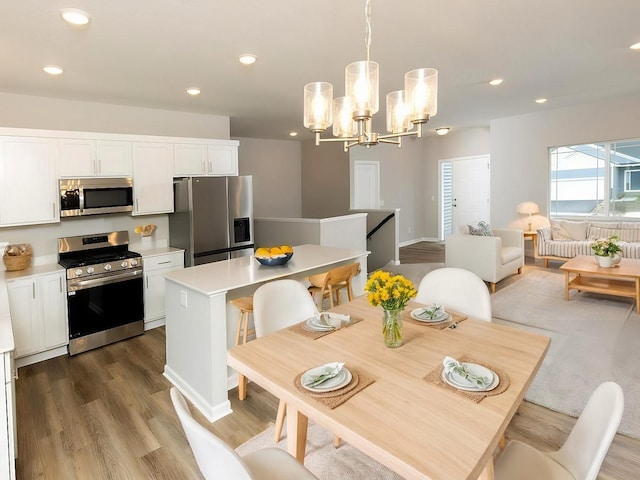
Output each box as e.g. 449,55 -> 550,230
364,271 -> 417,347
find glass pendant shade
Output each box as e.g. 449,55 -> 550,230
345,61 -> 379,116
333,97 -> 357,138
386,90 -> 411,134
303,82 -> 333,131
405,68 -> 438,122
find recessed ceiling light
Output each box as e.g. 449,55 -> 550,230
60,8 -> 91,25
630,42 -> 640,50
489,78 -> 503,86
186,88 -> 201,96
239,54 -> 257,65
289,132 -> 298,137
535,98 -> 547,104
435,127 -> 450,136
43,65 -> 64,75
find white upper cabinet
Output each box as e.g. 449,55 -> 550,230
59,139 -> 132,177
132,142 -> 174,215
174,143 -> 238,176
0,136 -> 58,227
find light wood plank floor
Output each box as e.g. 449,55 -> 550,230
14,242 -> 640,478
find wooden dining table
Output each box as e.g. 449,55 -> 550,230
227,295 -> 550,480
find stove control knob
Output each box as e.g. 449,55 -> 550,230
131,259 -> 139,267
86,267 -> 95,274
74,268 -> 83,277
104,264 -> 112,271
121,261 -> 128,268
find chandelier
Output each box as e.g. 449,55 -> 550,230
303,0 -> 438,151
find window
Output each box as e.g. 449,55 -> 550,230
550,140 -> 640,218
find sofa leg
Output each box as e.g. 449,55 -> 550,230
517,267 -> 522,274
544,258 -> 549,268
490,282 -> 496,293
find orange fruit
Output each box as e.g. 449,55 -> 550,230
255,247 -> 271,258
269,246 -> 284,257
134,226 -> 142,234
280,245 -> 293,254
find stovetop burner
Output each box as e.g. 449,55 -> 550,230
59,250 -> 141,269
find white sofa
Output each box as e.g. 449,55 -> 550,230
537,220 -> 640,267
445,228 -> 524,293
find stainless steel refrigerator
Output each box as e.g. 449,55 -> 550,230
169,176 -> 254,266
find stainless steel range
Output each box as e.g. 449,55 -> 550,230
58,231 -> 144,355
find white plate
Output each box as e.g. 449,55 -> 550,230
304,316 -> 335,331
410,308 -> 449,323
442,363 -> 499,392
301,366 -> 353,392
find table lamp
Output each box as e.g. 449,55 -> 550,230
517,202 -> 539,232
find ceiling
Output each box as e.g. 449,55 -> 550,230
2,1 -> 640,141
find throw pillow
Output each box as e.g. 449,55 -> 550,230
468,221 -> 494,236
550,224 -> 572,241
560,220 -> 588,241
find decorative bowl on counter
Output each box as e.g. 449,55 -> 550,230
255,252 -> 293,266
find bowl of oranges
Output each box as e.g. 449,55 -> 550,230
254,245 -> 294,266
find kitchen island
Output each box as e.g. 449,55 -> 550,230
162,244 -> 369,421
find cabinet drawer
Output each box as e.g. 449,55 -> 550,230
143,252 -> 184,272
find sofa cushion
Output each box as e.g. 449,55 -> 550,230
559,220 -> 588,240
550,224 -> 572,241
501,246 -> 523,265
588,226 -> 621,241
468,221 -> 494,236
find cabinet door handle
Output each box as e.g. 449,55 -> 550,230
136,198 -> 139,211
53,202 -> 56,218
32,282 -> 35,299
158,260 -> 171,265
146,275 -> 149,289
59,276 -> 63,293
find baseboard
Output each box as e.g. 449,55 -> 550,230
399,237 -> 442,248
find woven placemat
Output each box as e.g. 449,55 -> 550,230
403,302 -> 468,330
423,355 -> 510,403
289,316 -> 364,340
294,367 -> 375,409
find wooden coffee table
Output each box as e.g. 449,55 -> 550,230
560,255 -> 640,313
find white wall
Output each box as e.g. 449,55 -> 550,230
235,137 -> 302,218
490,92 -> 640,228
0,92 -> 230,138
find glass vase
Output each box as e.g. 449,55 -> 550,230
382,308 -> 403,348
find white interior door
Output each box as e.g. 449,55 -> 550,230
441,155 -> 490,237
353,160 -> 380,209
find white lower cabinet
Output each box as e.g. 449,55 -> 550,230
143,251 -> 184,328
6,271 -> 67,359
0,351 -> 16,480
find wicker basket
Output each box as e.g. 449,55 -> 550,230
3,243 -> 32,271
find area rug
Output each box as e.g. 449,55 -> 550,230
236,422 -> 403,480
491,268 -> 640,439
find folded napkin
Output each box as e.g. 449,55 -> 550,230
322,312 -> 350,329
416,303 -> 443,319
304,362 -> 344,387
443,356 -> 490,388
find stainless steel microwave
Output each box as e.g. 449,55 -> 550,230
60,178 -> 134,217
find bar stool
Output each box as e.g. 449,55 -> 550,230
308,262 -> 360,310
231,295 -> 255,401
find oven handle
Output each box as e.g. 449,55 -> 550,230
68,268 -> 143,292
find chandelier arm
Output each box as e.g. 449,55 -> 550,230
378,131 -> 418,141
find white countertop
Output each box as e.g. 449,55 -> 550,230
137,246 -> 184,258
163,244 -> 369,296
0,281 -> 14,354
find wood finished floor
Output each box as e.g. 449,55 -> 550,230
14,242 -> 640,479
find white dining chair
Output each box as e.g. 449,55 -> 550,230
170,387 -> 318,480
416,267 -> 492,321
495,381 -> 624,480
253,279 -> 320,442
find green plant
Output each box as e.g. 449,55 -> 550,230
591,236 -> 622,257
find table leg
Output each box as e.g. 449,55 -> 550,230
286,405 -> 309,463
565,271 -> 570,300
238,374 -> 247,400
477,458 -> 495,480
636,278 -> 640,314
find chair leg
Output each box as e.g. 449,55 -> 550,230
234,311 -> 243,346
274,400 -> 287,442
238,374 -> 247,401
333,435 -> 341,448
490,282 -> 496,293
242,312 -> 250,344
498,434 -> 506,450
517,267 -> 522,274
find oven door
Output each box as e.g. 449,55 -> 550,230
67,273 -> 143,340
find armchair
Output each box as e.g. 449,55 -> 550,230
445,228 -> 524,293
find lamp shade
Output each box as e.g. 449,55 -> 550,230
405,68 -> 438,123
517,202 -> 540,215
303,82 -> 333,132
345,61 -> 379,116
